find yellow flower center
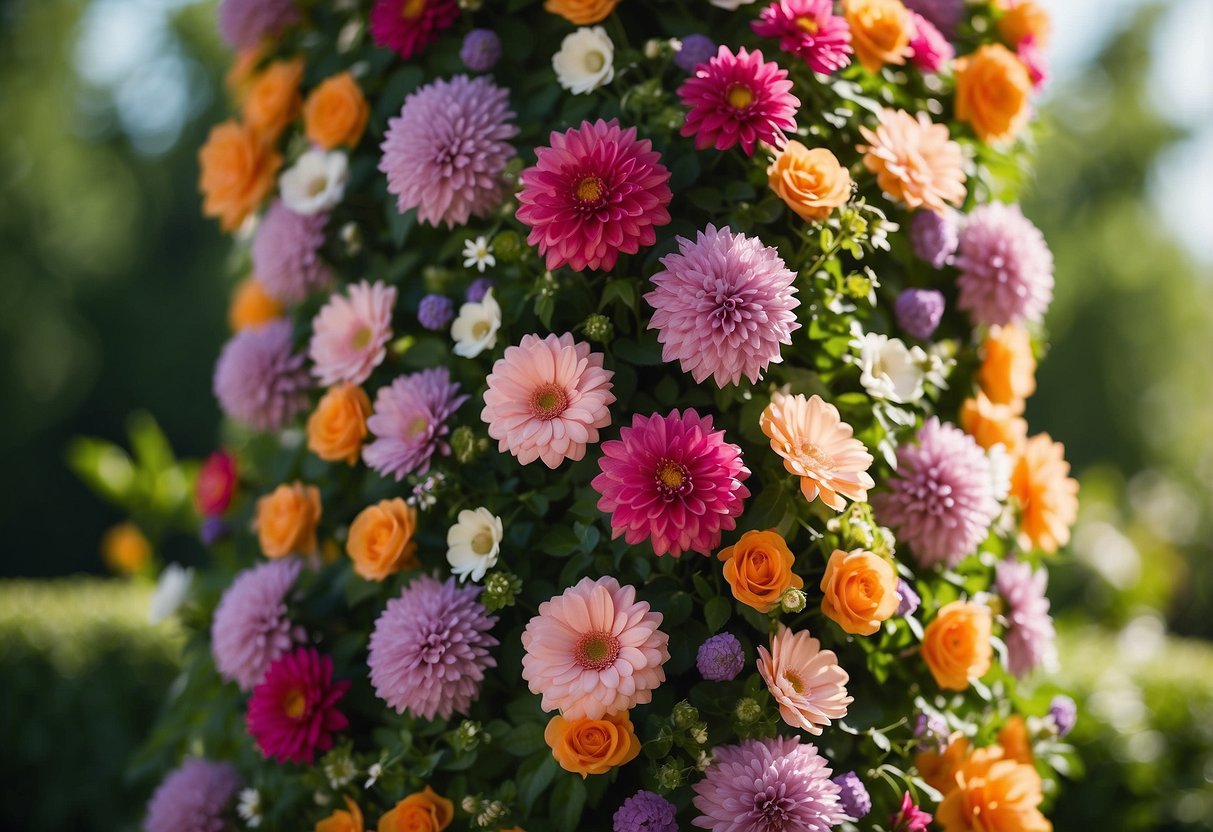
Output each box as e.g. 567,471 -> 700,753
471,530 -> 496,556
472,320 -> 492,339
352,326 -> 373,349
796,16 -> 820,35
400,0 -> 426,20
575,175 -> 605,204
574,631 -> 622,671
405,416 -> 429,440
584,51 -> 606,73
783,669 -> 806,694
654,459 -> 692,499
726,84 -> 755,110
795,442 -> 835,473
529,382 -> 570,420
283,688 -> 308,719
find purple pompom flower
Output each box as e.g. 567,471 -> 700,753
363,368 -> 468,480
895,578 -> 921,616
252,201 -> 331,304
144,757 -> 241,832
955,202 -> 1054,327
614,791 -> 678,832
466,277 -> 494,303
217,0 -> 298,51
418,294 -> 455,331
461,28 -> 502,72
996,558 -> 1057,677
213,320 -> 310,432
210,558 -> 304,691
831,771 -> 872,820
675,34 -> 716,73
909,209 -> 959,268
1049,694 -> 1077,737
697,632 -> 745,681
895,288 -> 946,340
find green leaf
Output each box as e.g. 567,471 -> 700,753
502,722 -> 547,757
705,597 -> 731,634
599,279 -> 638,312
539,527 -> 579,557
550,774 -> 587,832
516,752 -> 558,814
535,292 -> 555,329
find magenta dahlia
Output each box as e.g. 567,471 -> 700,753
144,757 -> 241,832
211,558 -> 304,691
752,0 -> 853,75
246,647 -> 350,765
369,0 -> 459,61
363,368 -> 468,480
954,202 -> 1055,327
592,409 -> 751,557
677,46 -> 799,155
516,118 -> 672,272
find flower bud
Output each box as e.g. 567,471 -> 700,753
735,697 -> 762,724
781,588 -> 808,613
581,313 -> 614,344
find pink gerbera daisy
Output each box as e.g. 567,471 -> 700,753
308,280 -> 396,387
516,119 -> 672,272
677,46 -> 800,156
592,409 -> 751,558
480,333 -> 616,469
369,0 -> 459,61
521,576 -> 669,719
246,647 -> 350,765
752,0 -> 853,75
858,109 -> 967,213
757,626 -> 853,735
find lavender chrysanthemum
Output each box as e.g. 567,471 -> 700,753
903,0 -> 964,35
252,201 -> 331,304
380,75 -> 519,228
873,418 -> 1000,569
1049,694 -> 1077,737
144,757 -> 241,832
213,320 -> 310,432
895,578 -> 921,616
418,294 -> 455,331
460,29 -> 502,72
466,277 -> 494,303
217,0 -> 298,50
210,558 -> 303,691
615,791 -> 678,832
831,771 -> 872,820
367,575 -> 498,720
895,288 -> 946,340
692,736 -> 845,832
363,368 -> 468,480
675,34 -> 717,72
955,202 -> 1055,327
646,225 -> 800,387
996,558 -> 1057,677
697,632 -> 745,681
909,209 -> 959,268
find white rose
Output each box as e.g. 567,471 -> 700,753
279,149 -> 349,215
855,332 -> 927,404
552,27 -> 615,95
148,563 -> 193,624
451,288 -> 501,358
446,507 -> 504,583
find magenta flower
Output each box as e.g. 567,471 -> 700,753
592,409 -> 750,558
144,757 -> 241,832
363,368 -> 468,480
211,558 -> 304,691
369,0 -> 458,61
309,280 -> 396,387
890,791 -> 933,832
516,119 -> 672,272
252,201 -> 331,304
955,202 -> 1054,327
246,647 -> 349,764
213,320 -> 310,433
677,46 -> 799,155
907,11 -> 954,73
752,0 -> 853,75
646,224 -> 800,387
996,558 -> 1057,677
217,0 -> 298,51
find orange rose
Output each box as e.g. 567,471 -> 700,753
915,732 -> 972,795
998,1 -> 1051,48
101,522 -> 152,574
226,47 -> 263,104
844,0 -> 911,74
307,384 -> 372,464
198,120 -> 281,232
997,715 -> 1033,766
378,787 -> 453,832
936,746 -> 1052,832
243,58 -> 304,144
544,712 -> 641,778
768,141 -> 852,223
317,797 -> 364,832
718,529 -> 804,613
960,392 -> 1027,452
978,324 -> 1036,406
304,72 -> 371,150
921,600 -> 992,690
1010,433 -> 1078,554
544,0 -> 620,25
255,481 -> 322,558
819,548 -> 899,636
346,498 -> 419,582
954,44 -> 1033,145
229,276 -> 284,332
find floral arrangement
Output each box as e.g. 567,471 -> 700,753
143,0 -> 1081,830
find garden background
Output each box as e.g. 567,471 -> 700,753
1,0 -> 1210,829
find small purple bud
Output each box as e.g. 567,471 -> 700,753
675,34 -> 716,73
895,288 -> 946,340
418,294 -> 454,331
1049,694 -> 1078,737
910,209 -> 959,268
466,277 -> 494,304
460,29 -> 502,73
896,578 -> 922,616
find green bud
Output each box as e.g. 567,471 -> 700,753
735,697 -> 761,724
451,426 -> 478,463
482,570 -> 521,612
581,313 -> 614,344
672,701 -> 700,729
493,230 -> 524,263
423,266 -> 452,293
655,761 -> 683,791
450,719 -> 486,752
780,588 -> 807,614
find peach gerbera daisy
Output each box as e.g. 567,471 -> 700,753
757,626 -> 853,735
760,392 -> 875,510
858,108 -> 967,213
1010,433 -> 1079,553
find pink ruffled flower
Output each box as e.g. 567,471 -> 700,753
363,368 -> 468,480
752,0 -> 853,75
521,576 -> 669,719
907,11 -> 955,73
858,109 -> 967,213
211,558 -> 304,691
143,758 -> 241,832
677,46 -> 800,156
308,280 -> 396,387
757,626 -> 853,735
996,558 -> 1057,677
954,201 -> 1054,327
246,647 -> 350,764
480,333 -> 615,468
369,0 -> 459,60
516,119 -> 672,272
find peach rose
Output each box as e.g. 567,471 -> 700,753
229,276 -> 284,332
198,120 -> 281,231
307,384 -> 372,465
915,732 -> 972,795
997,715 -> 1033,766
1010,433 -> 1078,554
543,0 -> 620,25
819,548 -> 899,636
378,787 -> 453,832
844,0 -> 911,74
718,529 -> 804,613
960,392 -> 1027,452
243,58 -> 304,143
544,712 -> 641,778
998,1 -> 1051,48
317,797 -> 363,832
304,72 -> 371,150
936,747 -> 1052,832
921,600 -> 992,690
978,324 -> 1036,406
954,44 -> 1033,145
226,47 -> 263,104
101,522 -> 151,574
346,498 -> 419,582
255,481 -> 321,558
768,141 -> 852,223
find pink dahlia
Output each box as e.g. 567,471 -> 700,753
217,0 -> 298,51
369,0 -> 459,61
213,320 -> 310,433
677,46 -> 799,156
252,201 -> 331,304
144,757 -> 241,832
521,576 -> 669,719
692,736 -> 846,832
873,418 -> 1000,569
955,202 -> 1055,327
907,11 -> 954,72
211,558 -> 304,691
996,558 -> 1057,677
368,575 -> 498,720
516,119 -> 672,272
592,409 -> 751,558
757,626 -> 853,735
752,0 -> 853,75
363,368 -> 468,480
858,109 -> 967,213
646,224 -> 800,387
380,74 -> 518,228
246,646 -> 350,764
480,332 -> 616,468
308,280 -> 396,387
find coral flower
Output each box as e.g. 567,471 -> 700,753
844,0 -> 912,74
757,626 -> 853,734
346,498 -> 419,582
936,747 -> 1052,832
544,711 -> 642,777
304,72 -> 370,150
363,368 -> 468,480
1010,433 -> 1078,553
380,787 -> 453,832
480,333 -> 616,468
978,323 -> 1037,406
521,576 -> 670,719
211,559 -> 303,691
369,0 -> 459,60
255,481 -> 322,558
198,120 -> 281,232
545,0 -> 619,25
921,600 -> 993,690
960,392 -> 1028,452
242,58 -> 303,144
819,548 -> 900,636
316,797 -> 363,832
768,141 -> 852,223
306,383 -> 372,465
677,46 -> 800,156
246,647 -> 350,764
858,109 -> 967,212
228,276 -> 283,332
954,43 -> 1033,144
309,281 -> 396,387
760,392 -> 875,511
998,0 -> 1051,49
516,119 -> 673,272
752,0 -> 853,75
718,529 -> 804,613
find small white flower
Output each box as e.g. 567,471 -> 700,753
364,762 -> 383,789
148,563 -> 193,625
446,507 -> 504,583
279,149 -> 349,215
323,755 -> 357,790
987,444 -> 1013,503
451,288 -> 501,358
462,236 -> 496,273
237,788 -> 262,828
552,27 -> 615,95
855,332 -> 927,404
709,0 -> 758,9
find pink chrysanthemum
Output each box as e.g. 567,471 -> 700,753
752,0 -> 853,75
521,576 -> 669,719
252,201 -> 331,304
308,280 -> 396,387
211,559 -> 305,691
368,575 -> 498,720
646,224 -> 800,387
692,736 -> 846,832
380,75 -> 518,228
996,559 -> 1057,677
363,368 -> 468,480
592,409 -> 751,558
369,0 -> 459,61
677,46 -> 800,156
217,0 -> 298,51
480,333 -> 616,468
873,418 -> 1000,569
144,757 -> 240,832
757,626 -> 853,735
213,320 -> 310,433
246,647 -> 350,764
907,11 -> 954,72
858,109 -> 967,213
516,119 -> 672,272
954,202 -> 1055,327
